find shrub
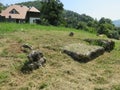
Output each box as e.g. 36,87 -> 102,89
107,31 -> 120,40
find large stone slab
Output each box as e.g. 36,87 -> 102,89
84,39 -> 115,52
63,43 -> 104,63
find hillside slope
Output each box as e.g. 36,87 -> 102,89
0,23 -> 120,90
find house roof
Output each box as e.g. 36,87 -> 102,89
28,7 -> 40,13
0,5 -> 40,19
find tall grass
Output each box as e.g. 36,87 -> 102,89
0,22 -> 97,42
0,22 -> 97,33
0,22 -> 72,33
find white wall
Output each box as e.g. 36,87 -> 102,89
29,17 -> 40,24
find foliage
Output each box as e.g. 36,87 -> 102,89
0,3 -> 5,13
62,10 -> 97,33
97,17 -> 120,39
40,0 -> 64,26
76,21 -> 87,30
17,1 -> 42,10
39,83 -> 48,89
112,85 -> 120,90
0,71 -> 9,84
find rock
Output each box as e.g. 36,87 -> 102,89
27,50 -> 43,62
69,32 -> 74,37
21,50 -> 46,73
21,44 -> 32,53
63,43 -> 104,63
22,44 -> 32,50
84,39 -> 115,52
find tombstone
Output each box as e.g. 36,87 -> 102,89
21,45 -> 46,73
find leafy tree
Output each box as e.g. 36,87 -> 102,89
62,10 -> 98,33
97,18 -> 115,34
97,17 -> 120,39
40,0 -> 64,26
0,3 -> 4,13
99,17 -> 113,25
76,22 -> 87,30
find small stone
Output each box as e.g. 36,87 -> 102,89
69,32 -> 74,37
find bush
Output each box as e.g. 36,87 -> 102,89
40,18 -> 50,26
97,17 -> 120,40
107,31 -> 120,40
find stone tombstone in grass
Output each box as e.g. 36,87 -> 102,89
21,44 -> 46,73
69,32 -> 74,37
27,50 -> 46,68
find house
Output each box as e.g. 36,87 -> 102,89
0,5 -> 40,24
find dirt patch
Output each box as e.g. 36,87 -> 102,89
6,43 -> 22,54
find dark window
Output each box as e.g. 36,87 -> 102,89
9,9 -> 19,14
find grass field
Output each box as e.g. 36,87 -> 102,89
0,23 -> 120,90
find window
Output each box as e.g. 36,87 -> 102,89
9,9 -> 19,14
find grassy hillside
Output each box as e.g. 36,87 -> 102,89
0,23 -> 120,90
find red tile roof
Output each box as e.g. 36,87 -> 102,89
28,7 -> 40,13
0,5 -> 40,19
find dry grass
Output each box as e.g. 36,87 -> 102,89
0,23 -> 120,90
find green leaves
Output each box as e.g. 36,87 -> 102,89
97,17 -> 120,39
40,0 -> 63,26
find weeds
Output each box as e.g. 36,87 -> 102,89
112,85 -> 120,90
0,71 -> 9,84
19,87 -> 29,90
95,76 -> 108,84
0,48 -> 9,57
39,83 -> 48,89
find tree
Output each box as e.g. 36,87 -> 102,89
0,3 -> 4,13
76,21 -> 87,30
17,1 -> 42,11
99,17 -> 113,25
40,0 -> 64,26
97,17 -> 120,39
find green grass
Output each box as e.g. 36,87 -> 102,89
0,23 -> 120,90
0,22 -> 77,32
112,85 -> 120,90
0,71 -> 9,85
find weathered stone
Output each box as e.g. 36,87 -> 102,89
27,50 -> 43,62
63,43 -> 104,63
84,39 -> 115,52
21,50 -> 46,73
21,44 -> 32,53
69,32 -> 74,37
